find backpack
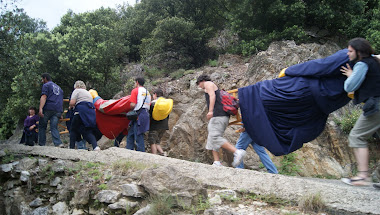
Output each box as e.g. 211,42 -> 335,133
220,90 -> 239,115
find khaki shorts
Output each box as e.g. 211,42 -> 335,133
147,130 -> 165,145
206,116 -> 229,151
349,109 -> 380,148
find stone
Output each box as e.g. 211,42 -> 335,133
209,195 -> 222,205
4,180 -> 21,190
71,188 -> 90,206
38,159 -> 48,167
31,207 -> 48,215
50,177 -> 61,187
71,208 -> 86,215
140,166 -> 207,206
108,199 -> 138,211
52,202 -> 69,215
0,150 -> 6,157
29,197 -> 43,207
120,184 -> 145,198
51,160 -> 66,173
214,190 -> 237,200
16,157 -> 37,172
133,204 -> 152,215
20,171 -> 30,182
96,190 -> 121,204
1,163 -> 14,173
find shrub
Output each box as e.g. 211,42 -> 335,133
279,153 -> 301,176
298,192 -> 326,213
148,194 -> 175,215
333,108 -> 361,134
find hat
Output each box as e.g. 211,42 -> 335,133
152,97 -> 173,121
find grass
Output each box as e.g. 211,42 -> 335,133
2,151 -> 15,164
148,194 -> 175,215
333,108 -> 361,134
247,193 -> 292,206
208,59 -> 218,67
112,160 -> 150,175
298,192 -> 326,213
279,153 -> 301,176
97,184 -> 108,190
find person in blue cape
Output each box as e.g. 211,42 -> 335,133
238,49 -> 352,156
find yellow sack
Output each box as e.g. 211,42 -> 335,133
152,97 -> 173,121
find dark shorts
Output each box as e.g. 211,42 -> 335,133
147,130 -> 166,145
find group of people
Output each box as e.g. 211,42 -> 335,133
20,37 -> 380,188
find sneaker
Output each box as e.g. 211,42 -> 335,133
212,161 -> 223,167
373,183 -> 380,189
93,146 -> 101,151
57,144 -> 65,148
232,149 -> 246,167
341,177 -> 371,186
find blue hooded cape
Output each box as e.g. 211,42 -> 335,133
238,49 -> 351,156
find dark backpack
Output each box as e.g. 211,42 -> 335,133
220,90 -> 239,115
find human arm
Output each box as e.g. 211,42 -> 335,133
204,82 -> 216,120
341,62 -> 368,92
129,88 -> 138,110
39,95 -> 47,117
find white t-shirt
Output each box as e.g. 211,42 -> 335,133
131,86 -> 151,110
71,89 -> 93,105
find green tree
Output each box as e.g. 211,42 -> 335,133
54,8 -> 126,98
140,17 -> 210,71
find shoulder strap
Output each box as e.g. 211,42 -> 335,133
137,89 -> 148,111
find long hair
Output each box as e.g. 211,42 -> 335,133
348,38 -> 375,62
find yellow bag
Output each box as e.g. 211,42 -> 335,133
152,97 -> 173,121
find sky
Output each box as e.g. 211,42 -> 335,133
18,0 -> 136,30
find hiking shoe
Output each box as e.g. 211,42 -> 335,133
373,183 -> 380,189
232,149 -> 246,167
212,161 -> 223,167
341,177 -> 371,186
93,146 -> 101,151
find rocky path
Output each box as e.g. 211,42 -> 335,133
1,144 -> 379,214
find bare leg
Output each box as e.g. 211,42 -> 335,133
156,145 -> 164,154
151,144 -> 158,154
212,150 -> 220,161
354,147 -> 369,178
221,142 -> 237,153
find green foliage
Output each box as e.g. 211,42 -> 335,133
333,108 -> 361,134
141,17 -> 210,71
1,152 -> 15,164
298,192 -> 326,213
187,195 -> 211,214
279,153 -> 301,176
208,60 -> 218,67
148,194 -> 175,215
170,69 -> 186,80
98,184 -> 108,190
112,160 -> 150,175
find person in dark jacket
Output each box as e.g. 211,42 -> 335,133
69,80 -> 99,151
340,38 -> 380,186
21,107 -> 39,146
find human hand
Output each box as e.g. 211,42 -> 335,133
39,110 -> 44,118
206,111 -> 213,120
341,63 -> 353,77
29,125 -> 34,131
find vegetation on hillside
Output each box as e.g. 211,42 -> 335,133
1,0 -> 380,139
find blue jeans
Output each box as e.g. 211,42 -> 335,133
76,140 -> 87,150
126,121 -> 145,152
236,132 -> 278,174
114,133 -> 126,147
39,110 -> 63,146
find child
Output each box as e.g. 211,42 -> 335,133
23,107 -> 39,146
148,89 -> 172,155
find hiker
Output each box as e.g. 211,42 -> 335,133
20,107 -> 39,146
38,73 -> 64,147
340,38 -> 380,186
235,127 -> 278,174
69,80 -> 100,151
126,77 -> 151,152
148,89 -> 173,155
196,75 -> 246,167
238,48 -> 353,156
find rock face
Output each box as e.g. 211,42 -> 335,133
156,41 -> 357,177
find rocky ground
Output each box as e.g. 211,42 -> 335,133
1,144 -> 379,215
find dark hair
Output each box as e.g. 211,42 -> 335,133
135,77 -> 145,86
41,73 -> 52,81
154,88 -> 164,97
348,38 -> 375,61
196,75 -> 211,85
28,107 -> 37,114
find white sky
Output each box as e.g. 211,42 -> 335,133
18,0 -> 136,30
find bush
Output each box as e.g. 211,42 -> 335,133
333,108 -> 361,134
298,192 -> 326,213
